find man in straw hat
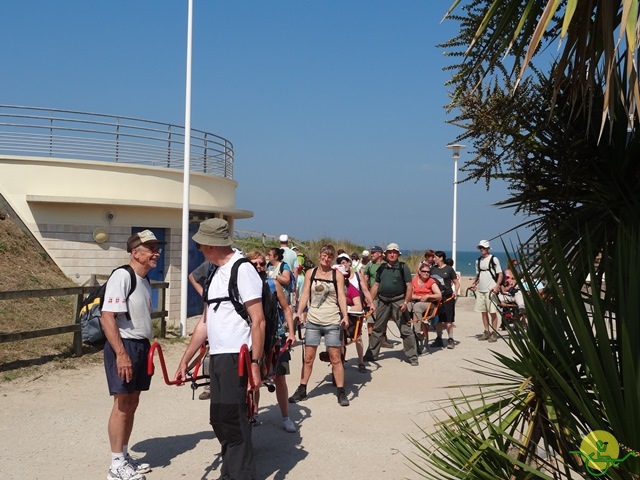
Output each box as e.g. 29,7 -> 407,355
175,218 -> 265,480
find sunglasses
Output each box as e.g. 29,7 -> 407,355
252,261 -> 267,267
420,270 -> 430,274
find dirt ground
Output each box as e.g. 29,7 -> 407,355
0,296 -> 514,480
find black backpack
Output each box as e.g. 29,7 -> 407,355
78,265 -> 136,344
204,258 -> 280,358
476,254 -> 499,282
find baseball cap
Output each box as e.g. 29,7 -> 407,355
336,253 -> 351,263
385,243 -> 402,255
127,229 -> 162,252
279,234 -> 289,243
477,240 -> 491,249
362,250 -> 370,257
192,218 -> 233,247
370,245 -> 383,253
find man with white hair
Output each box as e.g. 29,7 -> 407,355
279,234 -> 299,275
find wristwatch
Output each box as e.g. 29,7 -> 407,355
251,358 -> 263,366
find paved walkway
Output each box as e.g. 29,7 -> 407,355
0,297 -> 513,479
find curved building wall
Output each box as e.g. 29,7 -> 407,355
0,154 -> 252,323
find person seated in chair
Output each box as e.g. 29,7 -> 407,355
498,269 -> 526,327
410,264 -> 442,351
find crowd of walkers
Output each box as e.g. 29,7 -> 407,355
99,219 -> 472,480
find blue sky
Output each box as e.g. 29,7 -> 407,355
1,0 -> 528,252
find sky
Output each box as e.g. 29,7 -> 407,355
1,0 -> 529,252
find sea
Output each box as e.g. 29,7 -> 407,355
406,250 -> 512,277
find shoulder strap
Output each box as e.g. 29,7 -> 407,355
310,267 -> 318,285
108,265 -> 138,321
205,258 -> 251,325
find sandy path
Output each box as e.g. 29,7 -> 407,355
0,296 -> 512,480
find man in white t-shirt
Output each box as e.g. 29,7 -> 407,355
176,218 -> 265,480
470,239 -> 503,343
101,229 -> 162,480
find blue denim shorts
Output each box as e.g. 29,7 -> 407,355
304,321 -> 342,347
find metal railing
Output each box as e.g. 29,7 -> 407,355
0,105 -> 234,178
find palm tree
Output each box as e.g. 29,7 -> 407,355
444,0 -> 640,140
409,1 -> 640,478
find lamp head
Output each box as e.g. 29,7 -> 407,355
447,143 -> 466,159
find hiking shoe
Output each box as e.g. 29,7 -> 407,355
478,331 -> 491,341
358,363 -> 367,373
410,358 -> 419,367
362,352 -> 376,362
381,340 -> 394,348
447,338 -> 455,349
430,337 -> 444,348
125,455 -> 150,474
337,391 -> 350,406
288,385 -> 307,403
283,417 -> 297,433
107,461 -> 146,480
198,388 -> 210,400
488,332 -> 498,343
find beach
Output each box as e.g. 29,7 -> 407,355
0,296 -> 512,479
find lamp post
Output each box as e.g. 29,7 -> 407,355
446,144 -> 465,270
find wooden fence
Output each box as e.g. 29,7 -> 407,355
0,281 -> 169,357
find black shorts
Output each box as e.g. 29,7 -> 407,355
104,338 -> 152,395
439,296 -> 456,324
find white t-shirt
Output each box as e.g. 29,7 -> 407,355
476,255 -> 503,293
102,267 -> 153,340
205,253 -> 263,354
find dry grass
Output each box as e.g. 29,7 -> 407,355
0,210 -> 104,381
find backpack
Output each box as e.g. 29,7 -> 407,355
476,255 -> 499,282
374,261 -> 408,293
78,265 -> 136,345
204,258 -> 280,359
279,261 -> 297,294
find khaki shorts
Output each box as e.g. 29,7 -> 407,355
474,291 -> 498,314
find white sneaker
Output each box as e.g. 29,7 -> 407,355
125,454 -> 151,474
283,417 -> 297,433
107,460 -> 146,480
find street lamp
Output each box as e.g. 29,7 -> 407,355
446,144 -> 465,271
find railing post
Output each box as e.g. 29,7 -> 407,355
167,125 -> 172,168
72,292 -> 83,357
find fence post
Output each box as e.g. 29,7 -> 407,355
72,293 -> 83,357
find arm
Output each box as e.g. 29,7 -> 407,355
335,273 -> 349,328
276,266 -> 291,289
400,281 -> 413,312
370,281 -> 379,301
295,269 -> 312,319
452,275 -> 460,298
174,312 -> 208,383
429,282 -> 443,301
100,311 -> 133,382
358,271 -> 375,310
188,272 -> 204,297
245,298 -> 265,389
274,281 -> 295,344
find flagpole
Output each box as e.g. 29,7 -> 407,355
180,0 -> 193,337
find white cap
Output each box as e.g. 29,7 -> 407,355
477,239 -> 491,249
362,250 -> 370,257
279,234 -> 289,243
